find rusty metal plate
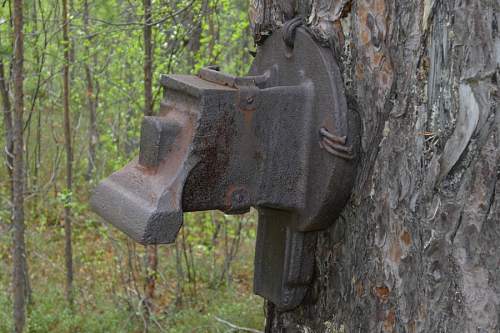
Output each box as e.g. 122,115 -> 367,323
248,28 -> 358,310
91,27 -> 359,310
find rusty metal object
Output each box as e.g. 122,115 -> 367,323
91,27 -> 359,310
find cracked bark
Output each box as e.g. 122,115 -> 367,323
251,1 -> 499,332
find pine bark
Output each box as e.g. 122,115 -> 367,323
62,0 -> 74,308
12,0 -> 27,331
250,1 -> 499,332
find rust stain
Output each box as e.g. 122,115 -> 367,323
333,20 -> 345,50
383,309 -> 396,333
355,280 -> 365,297
372,52 -> 384,67
242,109 -> 255,125
401,230 -> 411,246
360,27 -> 371,45
355,62 -> 365,80
374,285 -> 390,303
238,91 -> 257,126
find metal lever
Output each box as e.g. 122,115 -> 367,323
91,27 -> 358,310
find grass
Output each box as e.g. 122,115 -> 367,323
0,285 -> 263,332
0,210 -> 265,332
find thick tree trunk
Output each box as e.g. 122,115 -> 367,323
62,0 -> 74,308
250,1 -> 499,332
11,0 -> 27,332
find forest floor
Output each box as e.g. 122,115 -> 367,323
0,211 -> 265,332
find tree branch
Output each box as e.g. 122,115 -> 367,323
214,316 -> 263,333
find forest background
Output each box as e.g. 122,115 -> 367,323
0,0 -> 265,332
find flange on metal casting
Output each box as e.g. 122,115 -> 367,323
91,27 -> 359,310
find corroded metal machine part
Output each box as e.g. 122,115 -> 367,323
91,27 -> 358,310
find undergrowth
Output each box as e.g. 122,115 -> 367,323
0,210 -> 264,333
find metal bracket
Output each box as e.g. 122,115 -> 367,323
91,27 -> 358,310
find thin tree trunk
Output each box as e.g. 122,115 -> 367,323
32,0 -> 39,193
0,57 -> 13,197
123,2 -> 137,157
11,0 -> 27,331
174,242 -> 184,306
33,0 -> 47,195
83,0 -> 98,181
251,1 -> 499,332
143,0 -> 157,326
143,0 -> 153,116
62,0 -> 74,308
144,245 -> 158,308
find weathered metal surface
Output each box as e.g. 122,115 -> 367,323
91,27 -> 358,310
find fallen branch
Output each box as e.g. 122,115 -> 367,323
214,316 -> 263,333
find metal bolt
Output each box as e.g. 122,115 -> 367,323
246,96 -> 254,104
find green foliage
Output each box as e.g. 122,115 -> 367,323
57,190 -> 73,208
26,290 -> 129,333
0,210 -> 263,332
0,285 -> 263,333
0,0 -> 262,331
163,289 -> 263,333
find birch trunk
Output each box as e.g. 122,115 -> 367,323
250,1 -> 500,332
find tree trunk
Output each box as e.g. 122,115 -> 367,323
250,1 -> 499,332
62,0 -> 74,308
143,0 -> 158,326
11,0 -> 27,331
0,56 -> 13,199
143,0 -> 153,117
144,245 -> 158,307
83,0 -> 98,181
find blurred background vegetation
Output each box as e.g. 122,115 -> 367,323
0,0 -> 264,331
